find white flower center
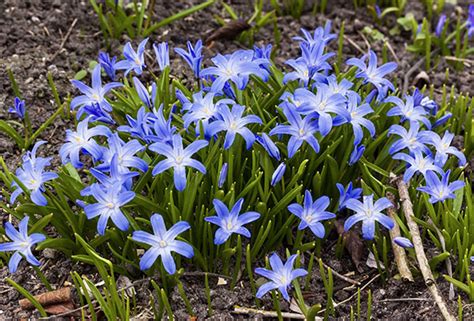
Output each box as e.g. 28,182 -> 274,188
175,156 -> 183,164
92,93 -> 100,101
303,213 -> 314,223
159,240 -> 168,248
106,202 -> 115,209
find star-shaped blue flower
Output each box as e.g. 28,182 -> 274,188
255,253 -> 308,301
0,216 -> 45,273
132,214 -> 193,274
288,190 -> 336,238
344,194 -> 394,240
149,134 -> 208,191
205,198 -> 260,245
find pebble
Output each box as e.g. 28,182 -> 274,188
43,248 -> 57,259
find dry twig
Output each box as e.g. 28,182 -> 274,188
386,190 -> 414,281
233,306 -> 321,320
343,35 -> 365,55
320,261 -> 361,286
49,18 -> 78,62
396,178 -> 455,321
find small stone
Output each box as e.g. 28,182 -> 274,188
43,248 -> 57,259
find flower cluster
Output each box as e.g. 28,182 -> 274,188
385,89 -> 466,203
1,21 -> 468,304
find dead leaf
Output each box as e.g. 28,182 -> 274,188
366,251 -> 385,270
117,275 -> 136,297
335,220 -> 366,273
19,287 -> 72,310
205,19 -> 251,45
44,302 -> 76,315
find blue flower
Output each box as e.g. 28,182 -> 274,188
132,214 -> 193,274
344,194 -> 394,240
115,38 -> 148,76
425,131 -> 466,167
200,50 -> 268,93
411,88 -> 439,115
0,216 -> 45,273
346,50 -> 397,99
256,133 -> 280,160
269,105 -> 319,158
133,77 -> 157,109
153,42 -> 170,71
208,104 -> 262,149
271,163 -> 286,186
253,44 -> 272,71
11,141 -> 58,206
81,154 -> 138,196
293,21 -> 336,46
294,86 -> 348,136
255,253 -> 308,301
205,198 -> 260,245
387,123 -> 431,155
83,183 -> 135,235
345,92 -> 375,146
349,144 -> 365,165
175,40 -> 203,78
70,64 -> 123,122
288,190 -> 336,238
149,134 -> 208,191
417,170 -> 465,203
321,74 -> 353,96
467,4 -> 474,38
146,105 -> 177,145
336,182 -> 362,210
393,150 -> 443,182
98,52 -> 119,81
8,97 -> 26,119
117,106 -> 153,141
386,96 -> 431,129
298,41 -> 334,76
285,59 -> 316,86
218,163 -> 228,188
182,91 -> 234,137
59,118 -> 110,168
432,113 -> 452,128
97,133 -> 148,174
393,236 -> 414,248
435,14 -> 447,37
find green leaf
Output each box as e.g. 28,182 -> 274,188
0,120 -> 24,148
74,70 -> 87,80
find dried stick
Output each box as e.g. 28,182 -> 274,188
233,306 -> 320,320
343,35 -> 365,55
49,18 -> 78,62
384,40 -> 401,66
19,287 -> 72,310
318,273 -> 381,315
396,178 -> 455,321
386,191 -> 414,282
320,261 -> 361,286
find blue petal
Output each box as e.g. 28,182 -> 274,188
139,247 -> 160,270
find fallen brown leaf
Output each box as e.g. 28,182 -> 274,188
205,19 -> 251,45
334,220 -> 366,273
44,302 -> 75,315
